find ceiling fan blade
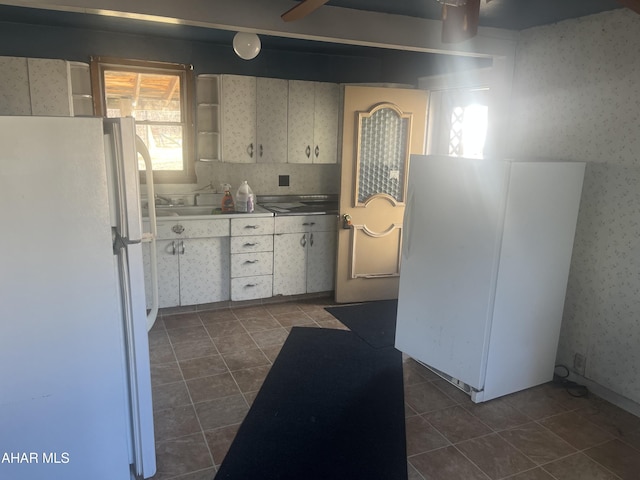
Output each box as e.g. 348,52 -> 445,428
282,0 -> 331,22
617,0 -> 640,14
441,0 -> 481,44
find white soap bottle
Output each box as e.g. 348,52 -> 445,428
235,180 -> 254,213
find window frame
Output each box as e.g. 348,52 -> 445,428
90,56 -> 196,184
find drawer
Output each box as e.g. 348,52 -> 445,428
231,251 -> 273,277
231,217 -> 274,236
274,214 -> 338,234
231,275 -> 273,301
230,234 -> 274,254
153,219 -> 230,239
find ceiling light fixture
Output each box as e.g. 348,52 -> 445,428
233,32 -> 261,60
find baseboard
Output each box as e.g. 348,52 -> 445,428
574,374 -> 640,418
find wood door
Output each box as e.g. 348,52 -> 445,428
335,86 -> 428,303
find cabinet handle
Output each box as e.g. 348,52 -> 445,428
315,145 -> 320,158
244,259 -> 258,264
259,144 -> 263,157
244,283 -> 257,288
180,240 -> 185,255
310,232 -> 314,247
247,143 -> 254,158
305,145 -> 311,159
171,241 -> 177,255
301,233 -> 307,247
244,225 -> 260,229
243,242 -> 257,247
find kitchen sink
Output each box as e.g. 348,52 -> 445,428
146,205 -> 221,217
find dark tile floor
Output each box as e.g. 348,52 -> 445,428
147,298 -> 640,480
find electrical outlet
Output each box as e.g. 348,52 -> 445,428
573,353 -> 586,376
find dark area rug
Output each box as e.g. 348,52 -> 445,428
325,299 -> 398,348
215,327 -> 406,480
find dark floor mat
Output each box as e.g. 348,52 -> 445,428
215,327 -> 407,480
325,299 -> 398,348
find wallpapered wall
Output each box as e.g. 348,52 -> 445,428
509,9 -> 640,404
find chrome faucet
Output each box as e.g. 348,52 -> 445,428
155,194 -> 173,206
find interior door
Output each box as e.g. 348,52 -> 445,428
335,86 -> 428,303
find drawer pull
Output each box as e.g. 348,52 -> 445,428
243,242 -> 257,247
244,260 -> 259,264
244,225 -> 260,229
244,283 -> 257,288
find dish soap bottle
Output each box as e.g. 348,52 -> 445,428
221,183 -> 235,213
235,181 -> 254,213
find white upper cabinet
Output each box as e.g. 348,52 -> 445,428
221,74 -> 257,163
312,82 -> 340,164
221,75 -> 288,163
256,77 -> 288,163
0,56 -> 74,116
288,80 -> 339,164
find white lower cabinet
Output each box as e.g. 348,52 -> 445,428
273,215 -> 337,296
143,219 -> 230,308
230,217 -> 275,301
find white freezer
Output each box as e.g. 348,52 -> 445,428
395,155 -> 585,402
0,116 -> 155,478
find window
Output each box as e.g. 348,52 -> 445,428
91,57 -> 195,183
448,103 -> 488,159
426,87 -> 489,159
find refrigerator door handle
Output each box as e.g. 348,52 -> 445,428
135,135 -> 159,332
113,229 -> 142,253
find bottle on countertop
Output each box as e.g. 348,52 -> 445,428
235,180 -> 254,213
221,183 -> 235,213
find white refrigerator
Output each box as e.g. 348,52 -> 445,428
0,116 -> 156,478
395,155 -> 585,403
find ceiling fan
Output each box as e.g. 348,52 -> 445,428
281,0 -> 640,44
280,0 -> 486,44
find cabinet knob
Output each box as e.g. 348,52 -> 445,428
305,145 -> 311,159
315,145 -> 320,158
300,233 -> 307,247
247,143 -> 254,158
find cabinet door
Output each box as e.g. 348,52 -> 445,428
256,77 -> 288,163
179,237 -> 230,306
313,82 -> 339,164
273,233 -> 307,296
287,80 -> 315,164
307,230 -> 336,293
28,58 -> 73,116
0,56 -> 31,115
221,75 -> 256,163
143,239 -> 180,309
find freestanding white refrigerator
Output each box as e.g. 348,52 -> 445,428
0,116 -> 156,478
395,155 -> 585,403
